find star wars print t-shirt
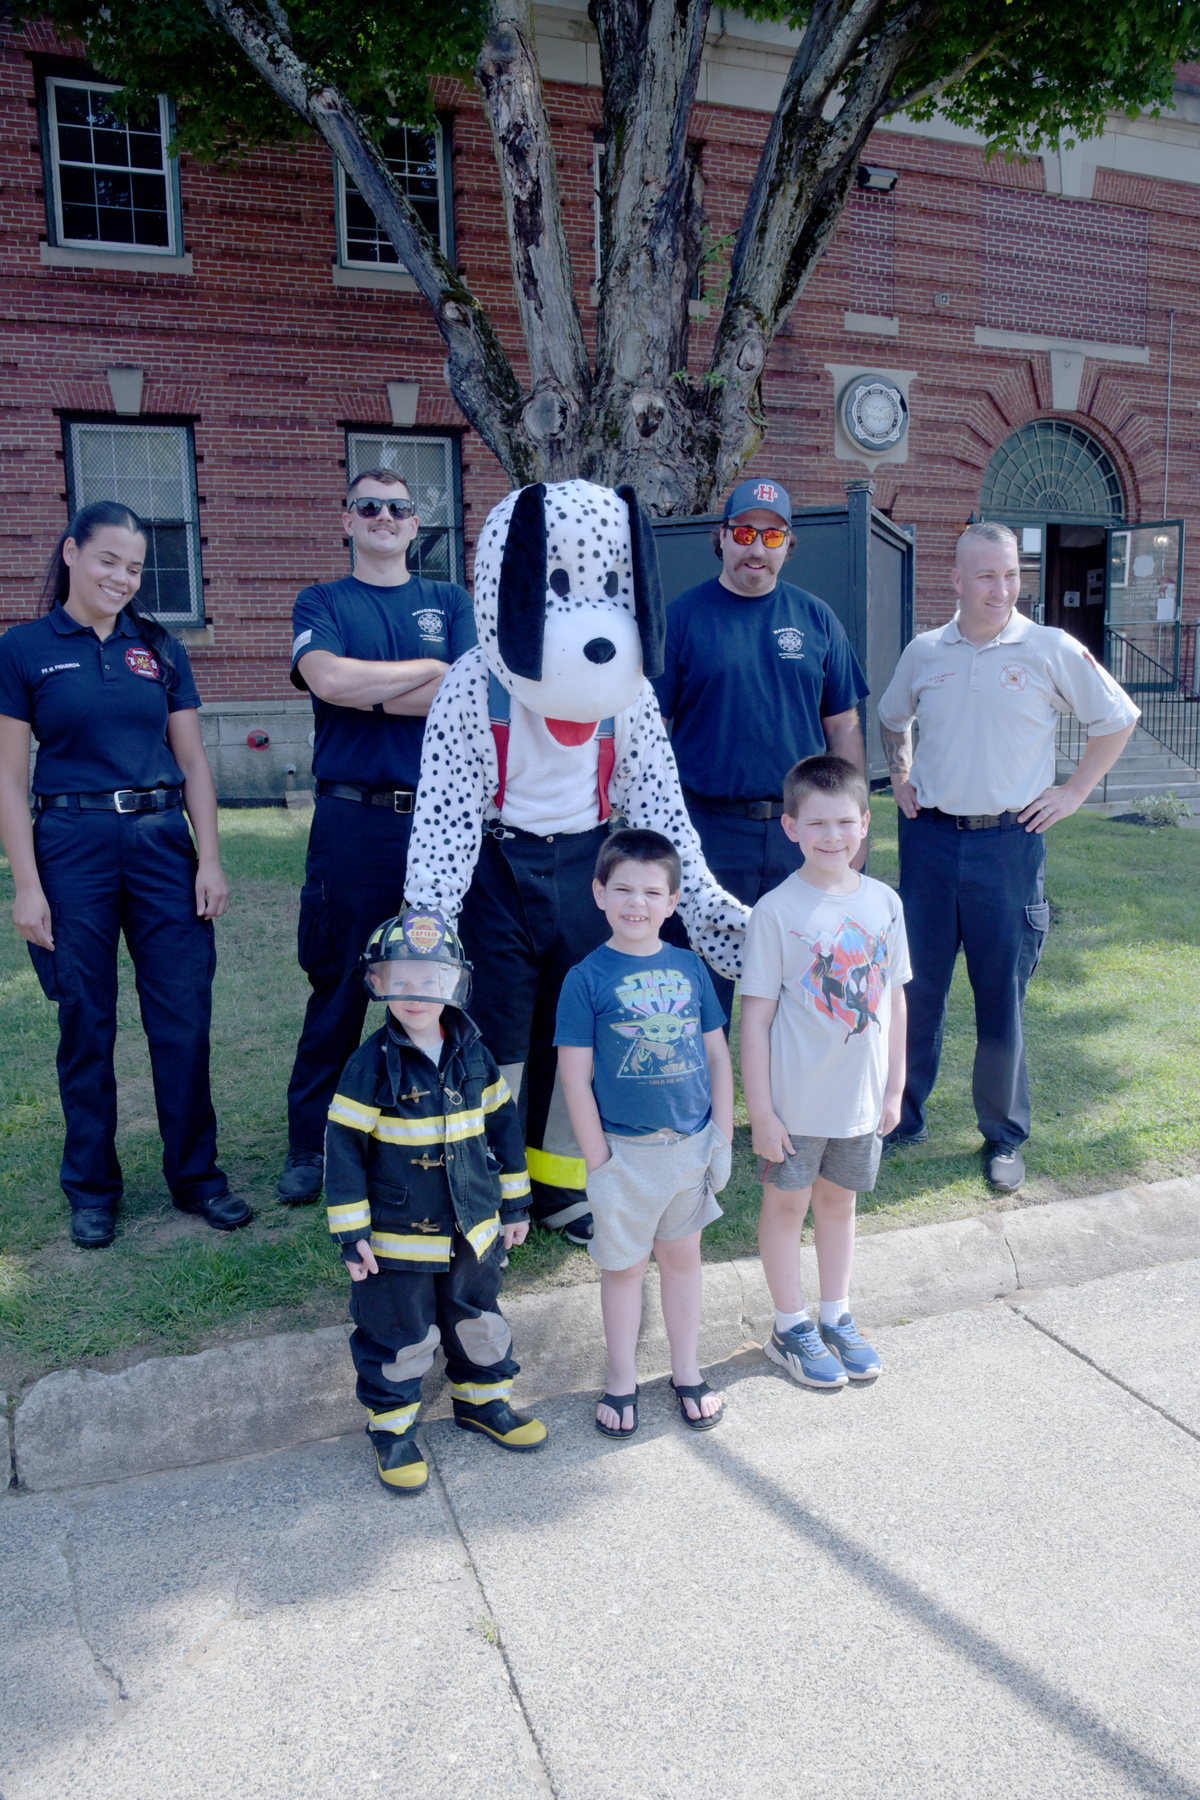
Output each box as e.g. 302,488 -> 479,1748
555,943 -> 726,1137
740,872 -> 911,1137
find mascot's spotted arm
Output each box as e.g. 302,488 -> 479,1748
404,479 -> 749,1238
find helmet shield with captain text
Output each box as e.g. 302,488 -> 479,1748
360,908 -> 473,1007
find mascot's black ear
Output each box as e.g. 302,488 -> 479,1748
617,484 -> 665,680
496,483 -> 548,680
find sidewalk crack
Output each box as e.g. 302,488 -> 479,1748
1000,1225 -> 1022,1293
61,1509 -> 132,1720
423,1432 -> 558,1798
1013,1309 -> 1200,1444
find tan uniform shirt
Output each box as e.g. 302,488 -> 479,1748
876,612 -> 1139,816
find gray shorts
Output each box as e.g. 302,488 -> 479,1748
586,1120 -> 730,1270
757,1130 -> 882,1194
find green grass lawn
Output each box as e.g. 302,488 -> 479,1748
2,798 -> 1198,1391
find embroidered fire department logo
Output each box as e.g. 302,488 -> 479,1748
403,912 -> 445,955
774,628 -> 805,658
999,664 -> 1028,692
414,610 -> 445,638
125,648 -> 160,680
752,483 -> 780,503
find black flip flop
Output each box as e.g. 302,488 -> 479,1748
595,1387 -> 639,1438
670,1378 -> 724,1431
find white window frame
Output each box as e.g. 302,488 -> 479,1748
344,430 -> 463,585
45,76 -> 179,257
335,121 -> 449,272
63,421 -> 204,626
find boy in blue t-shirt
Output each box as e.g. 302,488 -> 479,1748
556,830 -> 735,1439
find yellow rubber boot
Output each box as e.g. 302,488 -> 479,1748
368,1429 -> 429,1494
453,1398 -> 548,1452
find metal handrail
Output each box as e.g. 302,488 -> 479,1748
1105,629 -> 1200,770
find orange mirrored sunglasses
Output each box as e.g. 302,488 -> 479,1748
727,524 -> 788,547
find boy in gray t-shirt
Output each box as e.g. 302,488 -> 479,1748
740,755 -> 910,1389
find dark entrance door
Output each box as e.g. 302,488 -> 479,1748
1045,523 -> 1106,657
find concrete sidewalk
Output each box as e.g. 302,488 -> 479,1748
2,1256 -> 1198,1800
7,1172 -> 1200,1493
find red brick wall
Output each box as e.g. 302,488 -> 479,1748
2,16 -> 1198,696
980,186 -> 1149,343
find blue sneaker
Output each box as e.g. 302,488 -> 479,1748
765,1321 -> 848,1389
819,1312 -> 882,1380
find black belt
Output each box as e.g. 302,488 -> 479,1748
35,786 -> 183,815
931,808 -> 1022,832
684,789 -> 785,821
316,780 -> 415,813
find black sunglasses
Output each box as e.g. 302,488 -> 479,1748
347,496 -> 415,520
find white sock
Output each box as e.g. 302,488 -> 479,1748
819,1298 -> 849,1327
774,1307 -> 811,1334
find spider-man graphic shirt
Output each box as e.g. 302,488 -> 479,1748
741,872 -> 911,1136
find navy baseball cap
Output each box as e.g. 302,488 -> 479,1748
723,477 -> 792,525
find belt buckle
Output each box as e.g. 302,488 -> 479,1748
113,789 -> 143,814
393,791 -> 413,814
747,800 -> 772,821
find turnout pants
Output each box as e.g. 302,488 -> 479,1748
457,823 -> 610,1228
286,795 -> 413,1154
897,809 -> 1050,1148
349,1232 -> 519,1436
666,802 -> 804,1024
28,807 -> 226,1214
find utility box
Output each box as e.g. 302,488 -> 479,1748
650,482 -> 914,783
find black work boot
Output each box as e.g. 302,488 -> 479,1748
368,1429 -> 429,1494
70,1206 -> 116,1248
453,1398 -> 548,1452
277,1150 -> 325,1205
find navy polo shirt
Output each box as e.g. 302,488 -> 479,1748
652,576 -> 870,802
0,606 -> 200,793
290,574 -> 476,790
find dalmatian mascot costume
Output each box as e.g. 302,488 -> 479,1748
404,479 -> 748,1237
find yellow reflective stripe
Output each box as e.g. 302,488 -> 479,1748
368,1403 -> 420,1433
482,1077 -> 512,1113
466,1213 -> 501,1256
370,1232 -> 452,1262
328,1093 -> 381,1132
450,1378 -> 513,1403
327,1201 -> 372,1236
526,1146 -> 587,1191
444,1111 -> 485,1142
372,1115 -> 446,1145
499,1170 -> 531,1198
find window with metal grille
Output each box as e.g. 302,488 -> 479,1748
336,123 -> 448,268
980,421 -> 1124,521
63,422 -> 204,626
345,432 -> 463,585
45,78 -> 178,254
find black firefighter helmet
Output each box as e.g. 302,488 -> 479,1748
360,907 -> 473,1007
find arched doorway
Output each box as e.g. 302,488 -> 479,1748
980,421 -> 1124,658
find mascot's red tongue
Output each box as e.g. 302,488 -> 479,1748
545,718 -> 598,747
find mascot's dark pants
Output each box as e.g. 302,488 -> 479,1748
458,821 -> 610,1229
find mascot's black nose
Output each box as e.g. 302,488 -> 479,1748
584,638 -> 616,664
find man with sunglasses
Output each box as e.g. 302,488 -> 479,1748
278,468 -> 477,1204
653,477 -> 869,1021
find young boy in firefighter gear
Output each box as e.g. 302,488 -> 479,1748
326,906 -> 548,1494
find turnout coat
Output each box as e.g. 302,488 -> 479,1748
324,1009 -> 531,1270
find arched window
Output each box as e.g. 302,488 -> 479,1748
980,421 -> 1124,521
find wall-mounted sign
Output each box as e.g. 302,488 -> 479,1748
839,375 -> 909,452
1063,590 -> 1081,609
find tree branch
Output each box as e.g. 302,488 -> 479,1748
202,0 -> 537,482
884,26 -> 1022,116
476,0 -> 592,477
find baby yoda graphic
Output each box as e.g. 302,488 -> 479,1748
611,968 -> 706,1080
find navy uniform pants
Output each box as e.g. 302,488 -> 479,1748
286,795 -> 413,1154
897,808 -> 1050,1148
28,807 -> 226,1214
349,1231 -> 519,1436
457,823 -> 610,1229
666,801 -> 804,1024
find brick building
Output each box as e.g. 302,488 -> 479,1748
3,7 -> 1199,736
